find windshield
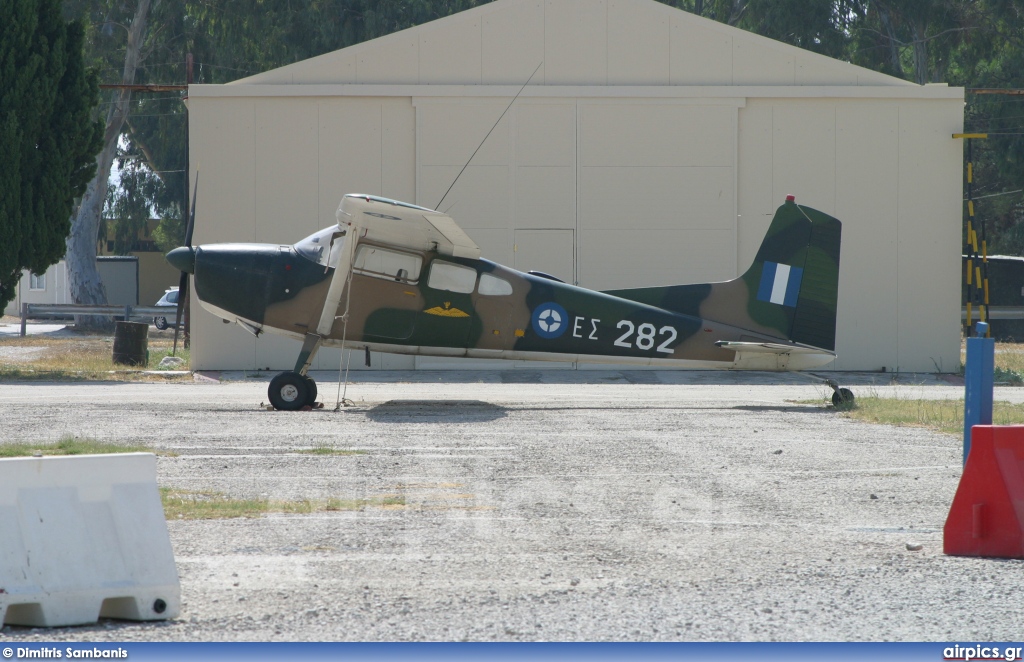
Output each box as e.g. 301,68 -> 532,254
294,225 -> 340,266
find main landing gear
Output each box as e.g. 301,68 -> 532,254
268,372 -> 318,411
267,332 -> 322,411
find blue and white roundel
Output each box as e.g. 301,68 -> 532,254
531,302 -> 568,339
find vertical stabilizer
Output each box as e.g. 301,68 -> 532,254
604,197 -> 842,350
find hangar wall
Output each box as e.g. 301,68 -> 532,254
187,0 -> 964,373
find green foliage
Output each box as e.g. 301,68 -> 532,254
104,153 -> 161,254
0,0 -> 102,311
58,0 -> 1024,260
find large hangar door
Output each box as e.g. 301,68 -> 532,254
413,99 -> 578,369
576,101 -> 741,292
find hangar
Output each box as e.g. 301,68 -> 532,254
187,0 -> 965,372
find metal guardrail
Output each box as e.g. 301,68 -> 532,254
20,303 -> 179,336
962,306 -> 1024,321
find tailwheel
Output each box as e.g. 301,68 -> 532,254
303,375 -> 318,406
268,371 -> 309,411
831,387 -> 855,407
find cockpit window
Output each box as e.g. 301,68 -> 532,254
354,246 -> 422,283
294,226 -> 339,266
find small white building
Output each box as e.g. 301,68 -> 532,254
187,0 -> 965,372
4,258 -> 140,317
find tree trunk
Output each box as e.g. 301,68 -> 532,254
727,0 -> 748,26
877,6 -> 906,79
65,0 -> 154,330
911,20 -> 929,85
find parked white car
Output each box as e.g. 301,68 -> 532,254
153,287 -> 179,330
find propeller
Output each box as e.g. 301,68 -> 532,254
171,175 -> 198,356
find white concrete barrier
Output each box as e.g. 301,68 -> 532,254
0,453 -> 180,626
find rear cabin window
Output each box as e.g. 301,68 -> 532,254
354,246 -> 422,283
478,273 -> 513,296
427,261 -> 476,294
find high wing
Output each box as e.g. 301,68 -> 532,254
338,194 -> 480,260
314,194 -> 481,337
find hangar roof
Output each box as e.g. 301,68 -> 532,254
233,0 -> 913,88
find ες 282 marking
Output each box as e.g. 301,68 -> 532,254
614,321 -> 677,354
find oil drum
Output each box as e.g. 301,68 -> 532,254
112,321 -> 149,366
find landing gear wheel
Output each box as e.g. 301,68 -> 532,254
303,375 -> 318,406
831,387 -> 855,407
154,317 -> 168,330
268,372 -> 309,411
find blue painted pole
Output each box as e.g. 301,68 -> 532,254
963,321 -> 994,464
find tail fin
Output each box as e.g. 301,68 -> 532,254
603,197 -> 842,350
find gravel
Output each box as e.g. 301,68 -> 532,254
0,370 -> 1021,641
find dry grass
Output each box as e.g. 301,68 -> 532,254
298,445 -> 368,456
960,340 -> 1024,384
842,396 -> 1024,436
160,488 -> 405,519
0,330 -> 190,381
0,436 -> 173,457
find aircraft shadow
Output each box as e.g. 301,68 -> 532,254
366,399 -> 508,423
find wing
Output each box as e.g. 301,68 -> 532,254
715,341 -> 837,371
338,194 -> 480,259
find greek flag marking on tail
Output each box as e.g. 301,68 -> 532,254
757,262 -> 804,307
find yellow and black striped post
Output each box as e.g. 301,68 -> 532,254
954,133 -> 990,337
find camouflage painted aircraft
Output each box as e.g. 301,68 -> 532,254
167,193 -> 851,410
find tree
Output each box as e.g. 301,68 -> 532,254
65,0 -> 1024,265
64,0 -> 153,327
0,0 -> 102,314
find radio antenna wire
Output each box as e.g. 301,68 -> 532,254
435,61 -> 543,211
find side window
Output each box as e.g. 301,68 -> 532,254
29,272 -> 46,290
478,273 -> 513,296
427,261 -> 476,294
354,246 -> 422,282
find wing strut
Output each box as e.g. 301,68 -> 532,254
316,219 -> 359,337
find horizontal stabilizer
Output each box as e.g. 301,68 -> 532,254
715,340 -> 836,371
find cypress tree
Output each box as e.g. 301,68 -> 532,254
0,0 -> 102,312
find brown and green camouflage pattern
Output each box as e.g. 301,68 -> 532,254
173,197 -> 842,368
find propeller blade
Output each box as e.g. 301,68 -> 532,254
171,270 -> 187,355
173,173 -> 198,355
184,174 -> 198,248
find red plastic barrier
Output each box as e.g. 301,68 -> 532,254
944,425 -> 1024,558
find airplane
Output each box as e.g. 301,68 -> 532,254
166,192 -> 851,411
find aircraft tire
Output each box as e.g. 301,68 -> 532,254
831,388 -> 855,407
303,376 -> 318,406
268,371 -> 309,411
